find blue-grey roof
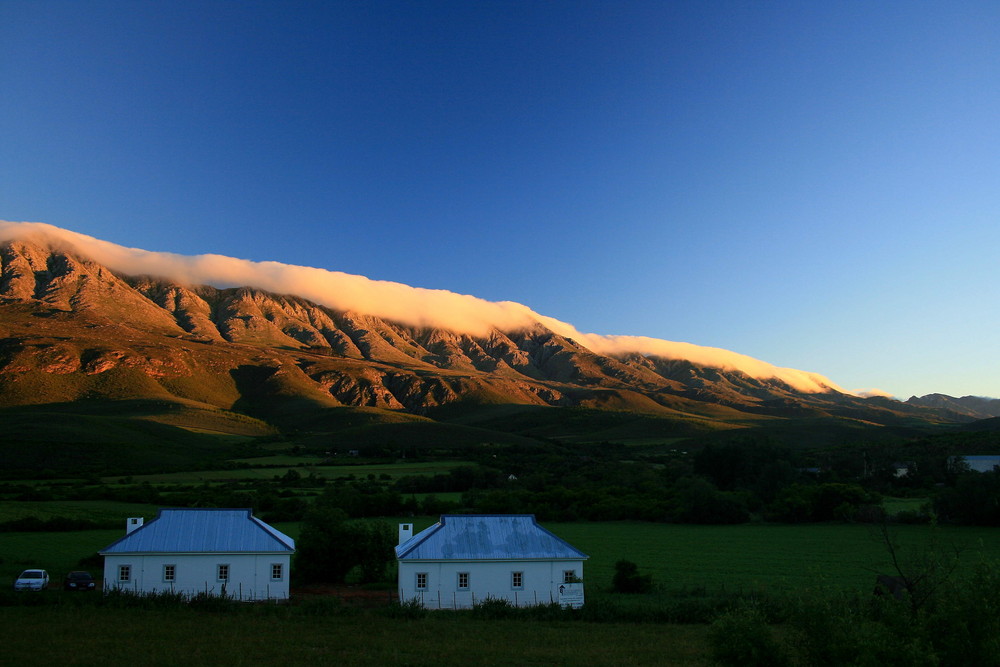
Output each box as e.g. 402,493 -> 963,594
396,514 -> 587,561
99,508 -> 295,555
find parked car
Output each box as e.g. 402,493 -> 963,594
63,571 -> 96,591
13,569 -> 49,591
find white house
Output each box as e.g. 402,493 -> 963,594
99,508 -> 295,601
395,514 -> 587,610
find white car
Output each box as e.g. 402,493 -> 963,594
13,569 -> 49,591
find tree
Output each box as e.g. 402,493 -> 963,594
672,476 -> 750,524
294,507 -> 354,583
294,508 -> 395,584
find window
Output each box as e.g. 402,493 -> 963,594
563,570 -> 576,584
457,572 -> 469,590
270,563 -> 283,581
163,564 -> 176,582
217,564 -> 230,582
511,571 -> 523,589
415,572 -> 428,590
118,564 -> 131,583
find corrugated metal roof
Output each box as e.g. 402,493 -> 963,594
396,514 -> 587,561
99,508 -> 295,554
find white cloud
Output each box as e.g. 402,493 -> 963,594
0,220 -> 847,393
854,388 -> 896,399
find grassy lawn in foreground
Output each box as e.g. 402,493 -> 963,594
0,606 -> 712,667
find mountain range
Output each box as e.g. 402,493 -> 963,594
1,227 -> 997,457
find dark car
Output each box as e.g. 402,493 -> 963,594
63,571 -> 96,591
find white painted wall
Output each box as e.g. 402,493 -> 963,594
102,553 -> 291,600
398,559 -> 585,609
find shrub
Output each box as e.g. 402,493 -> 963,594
471,596 -> 517,620
188,590 -> 239,612
611,559 -> 653,594
708,605 -> 791,667
381,597 -> 427,620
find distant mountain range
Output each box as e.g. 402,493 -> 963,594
905,394 -> 1000,420
0,228 -> 993,436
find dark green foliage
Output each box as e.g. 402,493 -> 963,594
380,597 -> 428,620
934,470 -> 1000,525
294,507 -> 352,583
767,483 -> 881,522
612,559 -> 654,594
929,561 -> 1000,665
294,508 -> 394,584
99,588 -> 190,609
0,516 -> 112,532
787,559 -> 1000,666
708,605 -> 791,667
188,590 -> 240,612
471,596 -> 518,620
671,476 -> 750,524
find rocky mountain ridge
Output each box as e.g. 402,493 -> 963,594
0,237 -> 977,427
906,394 -> 1000,420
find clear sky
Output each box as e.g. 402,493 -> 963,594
2,1 -> 998,399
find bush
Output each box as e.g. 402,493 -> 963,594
611,559 -> 653,594
381,597 -> 427,620
471,596 -> 517,620
708,605 -> 791,667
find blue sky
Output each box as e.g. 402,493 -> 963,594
2,1 -> 998,399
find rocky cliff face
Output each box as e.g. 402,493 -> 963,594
0,237 -> 958,424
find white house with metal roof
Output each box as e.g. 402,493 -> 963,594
99,508 -> 295,601
395,514 -> 587,610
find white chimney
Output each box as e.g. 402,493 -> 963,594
126,517 -> 144,534
398,523 -> 413,545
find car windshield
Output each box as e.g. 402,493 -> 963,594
69,573 -> 91,580
21,571 -> 44,579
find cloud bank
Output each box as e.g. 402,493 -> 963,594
0,220 -> 845,393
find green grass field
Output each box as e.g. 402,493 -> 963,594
0,500 -> 162,524
98,460 -> 476,484
554,521 -> 1000,595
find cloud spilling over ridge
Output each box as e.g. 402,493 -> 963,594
0,221 -> 845,393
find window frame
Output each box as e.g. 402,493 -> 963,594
457,572 -> 470,590
118,564 -> 131,583
511,571 -> 524,590
415,572 -> 428,590
163,564 -> 176,583
217,563 -> 230,582
563,569 -> 577,584
270,563 -> 283,581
